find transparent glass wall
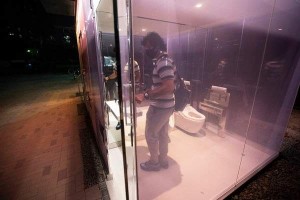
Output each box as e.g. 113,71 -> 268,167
238,0 -> 300,182
131,0 -> 300,199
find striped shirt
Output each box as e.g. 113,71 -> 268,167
150,52 -> 176,108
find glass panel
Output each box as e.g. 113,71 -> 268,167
96,0 -> 127,199
131,0 -> 298,199
238,0 -> 300,181
117,0 -> 139,199
132,8 -> 246,200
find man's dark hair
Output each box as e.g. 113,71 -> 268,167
141,32 -> 167,51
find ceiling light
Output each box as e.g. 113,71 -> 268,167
278,28 -> 283,31
142,28 -> 146,32
195,3 -> 203,8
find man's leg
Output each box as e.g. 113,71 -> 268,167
158,108 -> 173,168
145,106 -> 159,163
158,119 -> 171,168
106,80 -> 114,100
142,106 -> 173,171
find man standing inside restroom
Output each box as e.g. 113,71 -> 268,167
135,32 -> 175,171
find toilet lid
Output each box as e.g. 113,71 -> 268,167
188,112 -> 201,118
180,105 -> 205,120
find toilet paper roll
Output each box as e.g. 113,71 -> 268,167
211,85 -> 227,93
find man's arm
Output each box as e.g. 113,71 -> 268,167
135,79 -> 174,103
147,79 -> 174,98
108,70 -> 117,79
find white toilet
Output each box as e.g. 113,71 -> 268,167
174,105 -> 206,134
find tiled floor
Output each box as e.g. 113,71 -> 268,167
0,75 -> 102,200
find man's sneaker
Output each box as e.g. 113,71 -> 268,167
140,161 -> 160,171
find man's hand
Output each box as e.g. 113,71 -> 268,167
146,79 -> 174,98
135,93 -> 145,104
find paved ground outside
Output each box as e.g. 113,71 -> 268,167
0,74 -> 105,200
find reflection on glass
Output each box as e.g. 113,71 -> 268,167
103,56 -> 118,100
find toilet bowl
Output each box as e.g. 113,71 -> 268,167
174,105 -> 206,134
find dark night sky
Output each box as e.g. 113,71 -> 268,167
0,0 -> 78,75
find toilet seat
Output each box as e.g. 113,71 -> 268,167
179,105 -> 205,121
174,105 -> 206,134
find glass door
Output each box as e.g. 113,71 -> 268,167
96,0 -> 128,199
115,0 -> 138,199
96,0 -> 138,199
